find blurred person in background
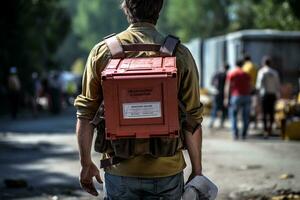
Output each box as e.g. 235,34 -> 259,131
28,72 -> 41,117
242,55 -> 259,129
298,69 -> 300,103
224,60 -> 251,140
256,56 -> 280,138
65,80 -> 77,106
0,71 -> 7,113
209,64 -> 229,128
242,55 -> 257,92
48,71 -> 62,114
7,66 -> 21,119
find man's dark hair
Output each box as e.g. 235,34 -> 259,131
244,54 -> 251,61
223,64 -> 230,71
236,60 -> 244,68
262,56 -> 271,66
121,0 -> 164,24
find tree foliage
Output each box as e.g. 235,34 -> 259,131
253,0 -> 300,30
56,0 -> 128,68
228,0 -> 257,31
73,0 -> 127,51
228,0 -> 300,31
160,0 -> 230,41
0,0 -> 70,86
55,0 -> 300,65
2,0 -> 299,88
161,0 -> 300,41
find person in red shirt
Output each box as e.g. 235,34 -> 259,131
224,60 -> 251,140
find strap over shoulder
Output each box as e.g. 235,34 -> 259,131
160,35 -> 180,57
104,34 -> 180,58
104,34 -> 125,59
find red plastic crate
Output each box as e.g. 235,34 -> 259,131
102,57 -> 179,140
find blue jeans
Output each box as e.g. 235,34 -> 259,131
105,172 -> 184,200
210,95 -> 227,127
229,95 -> 251,139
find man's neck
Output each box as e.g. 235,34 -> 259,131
129,22 -> 156,27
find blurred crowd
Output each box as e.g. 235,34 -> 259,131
209,55 -> 300,140
2,56 -> 300,141
3,67 -> 81,119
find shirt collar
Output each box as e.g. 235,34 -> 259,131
128,22 -> 157,30
235,67 -> 243,72
263,65 -> 271,70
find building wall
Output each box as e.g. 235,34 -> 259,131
184,38 -> 202,86
243,39 -> 300,86
202,37 -> 226,90
186,31 -> 300,93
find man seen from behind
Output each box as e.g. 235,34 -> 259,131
224,60 -> 251,140
256,56 -> 280,138
74,0 -> 204,199
209,64 -> 229,128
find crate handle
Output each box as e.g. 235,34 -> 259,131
113,74 -> 168,79
126,68 -> 152,71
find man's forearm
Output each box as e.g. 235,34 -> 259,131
76,118 -> 95,166
185,127 -> 203,175
224,81 -> 230,102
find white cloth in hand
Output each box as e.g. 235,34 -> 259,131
182,175 -> 218,200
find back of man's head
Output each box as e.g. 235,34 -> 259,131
262,56 -> 271,67
121,0 -> 164,25
244,54 -> 251,61
223,64 -> 230,71
236,60 -> 244,68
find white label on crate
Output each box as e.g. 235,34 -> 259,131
123,102 -> 161,119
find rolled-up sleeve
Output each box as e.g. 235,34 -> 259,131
177,45 -> 203,128
74,43 -> 110,120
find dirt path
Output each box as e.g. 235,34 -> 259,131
0,113 -> 299,199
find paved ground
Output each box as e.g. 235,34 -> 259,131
0,108 -> 299,200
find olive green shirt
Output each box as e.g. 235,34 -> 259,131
74,22 -> 203,178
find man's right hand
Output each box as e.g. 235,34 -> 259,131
79,162 -> 102,196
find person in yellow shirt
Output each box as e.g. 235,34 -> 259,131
242,55 -> 257,92
242,55 -> 259,129
74,0 -> 204,199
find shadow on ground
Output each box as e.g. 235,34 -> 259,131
0,139 -> 82,200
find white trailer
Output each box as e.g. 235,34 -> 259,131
186,30 -> 300,91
